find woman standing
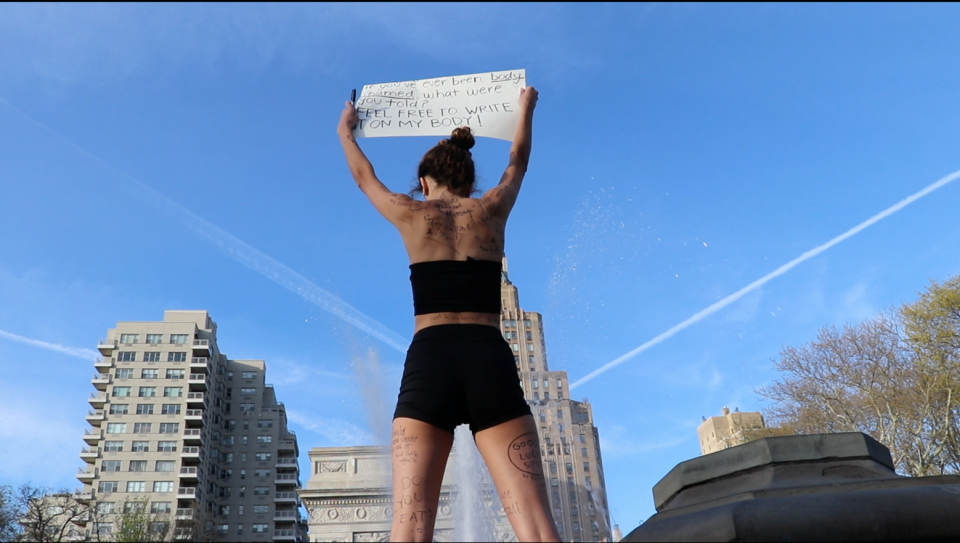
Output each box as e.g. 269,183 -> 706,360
337,86 -> 558,542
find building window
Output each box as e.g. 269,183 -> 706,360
241,453 -> 247,462
141,369 -> 158,379
104,441 -> 123,452
170,334 -> 188,344
526,331 -> 533,341
241,371 -> 257,379
161,404 -> 180,415
117,352 -> 136,362
168,352 -> 187,362
544,392 -> 551,400
254,453 -> 271,461
153,481 -> 174,493
583,462 -> 590,472
132,441 -> 149,452
134,423 -> 152,434
106,423 -> 127,434
549,463 -> 557,475
220,505 -> 230,516
96,524 -> 114,537
129,460 -> 148,472
226,371 -> 233,381
239,486 -> 245,497
162,387 -> 183,397
257,420 -> 273,428
159,423 -> 179,434
511,343 -> 519,352
534,392 -> 540,400
256,435 -> 272,444
252,523 -> 268,533
216,525 -> 229,536
254,469 -> 270,478
539,412 -> 546,423
143,351 -> 160,362
157,441 -> 177,452
240,388 -> 256,395
222,436 -> 235,445
126,481 -> 146,493
239,403 -> 254,412
115,368 -> 134,379
148,522 -> 168,535
112,387 -> 131,397
241,436 -> 248,445
524,319 -> 532,328
97,502 -> 115,515
151,502 -> 171,514
98,481 -> 118,493
527,344 -> 534,352
566,463 -> 573,475
136,404 -> 154,415
138,387 -> 156,397
253,505 -> 269,514
550,478 -> 559,487
532,380 -> 538,389
102,460 -> 121,472
165,369 -> 185,380
238,505 -> 244,516
155,461 -> 175,472
109,404 -> 129,415
579,434 -> 586,443
119,334 -> 139,344
146,334 -> 162,345
237,523 -> 244,535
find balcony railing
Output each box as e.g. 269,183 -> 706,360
274,492 -> 298,502
179,466 -> 198,476
177,487 -> 197,498
185,409 -> 203,419
89,392 -> 107,404
192,339 -> 210,348
274,529 -> 295,538
175,508 -> 194,520
183,429 -> 202,438
187,392 -> 204,401
275,474 -> 298,481
182,446 -> 200,455
94,358 -> 112,369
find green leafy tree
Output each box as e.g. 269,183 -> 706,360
757,275 -> 960,476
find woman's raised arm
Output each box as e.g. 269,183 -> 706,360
483,86 -> 538,216
337,101 -> 416,226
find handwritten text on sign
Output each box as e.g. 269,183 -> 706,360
353,69 -> 526,142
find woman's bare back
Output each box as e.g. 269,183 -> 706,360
399,195 -> 506,263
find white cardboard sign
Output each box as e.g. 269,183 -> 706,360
352,69 -> 527,142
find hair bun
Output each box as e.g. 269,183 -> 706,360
446,127 -> 475,151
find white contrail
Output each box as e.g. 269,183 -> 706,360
0,329 -> 99,360
0,96 -> 409,353
571,168 -> 960,390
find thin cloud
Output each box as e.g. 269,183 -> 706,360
572,167 -> 960,390
0,96 -> 409,354
0,328 -> 98,360
286,410 -> 375,447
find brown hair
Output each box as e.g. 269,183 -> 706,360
412,127 -> 476,197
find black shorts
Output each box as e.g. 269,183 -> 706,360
393,324 -> 531,434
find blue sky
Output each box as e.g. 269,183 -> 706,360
2,2 -> 960,530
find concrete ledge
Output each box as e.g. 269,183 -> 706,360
653,432 -> 893,510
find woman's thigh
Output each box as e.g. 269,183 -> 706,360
390,417 -> 455,542
474,415 -> 561,542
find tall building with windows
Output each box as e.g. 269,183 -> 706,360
301,259 -> 613,543
76,310 -> 308,542
500,259 -> 613,543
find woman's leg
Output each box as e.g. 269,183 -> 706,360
390,417 -> 455,542
474,415 -> 562,542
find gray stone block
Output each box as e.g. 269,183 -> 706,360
625,433 -> 960,542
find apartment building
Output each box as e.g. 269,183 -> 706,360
301,258 -> 613,542
77,310 -> 308,541
697,407 -> 766,455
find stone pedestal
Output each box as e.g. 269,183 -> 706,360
625,433 -> 960,542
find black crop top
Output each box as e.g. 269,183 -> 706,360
409,257 -> 502,315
